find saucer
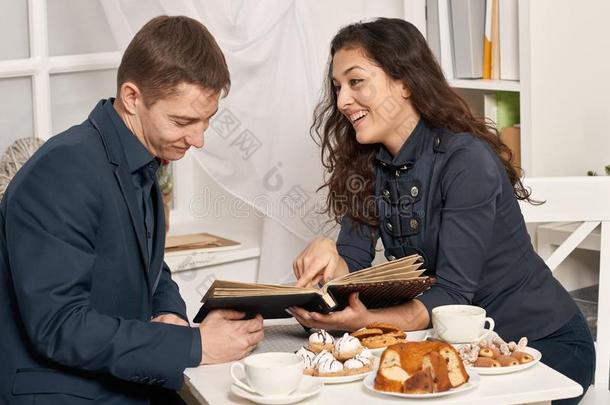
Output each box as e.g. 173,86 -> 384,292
427,328 -> 494,344
231,376 -> 322,404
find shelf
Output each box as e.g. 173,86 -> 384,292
538,222 -> 601,253
165,218 -> 262,273
449,79 -> 520,92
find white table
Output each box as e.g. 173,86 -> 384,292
184,321 -> 583,405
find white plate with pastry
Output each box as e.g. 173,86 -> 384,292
363,370 -> 480,399
466,346 -> 542,375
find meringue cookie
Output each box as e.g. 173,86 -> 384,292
344,357 -> 368,369
357,347 -> 373,360
295,346 -> 316,369
333,332 -> 362,360
312,349 -> 335,366
309,329 -> 334,345
316,357 -> 344,376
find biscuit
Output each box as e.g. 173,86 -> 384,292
362,334 -> 399,349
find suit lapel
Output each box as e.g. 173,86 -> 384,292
88,100 -> 152,292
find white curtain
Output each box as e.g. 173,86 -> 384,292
101,0 -> 404,284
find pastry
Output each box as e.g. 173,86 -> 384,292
311,349 -> 335,368
351,327 -> 384,340
357,347 -> 373,360
496,355 -> 519,367
374,341 -> 469,393
333,333 -> 363,361
362,334 -> 400,349
403,367 -> 434,394
308,329 -> 335,353
295,346 -> 316,375
422,351 -> 452,392
315,356 -> 344,377
474,357 -> 501,368
479,347 -> 501,358
512,351 -> 534,364
343,357 -> 372,375
367,322 -> 403,334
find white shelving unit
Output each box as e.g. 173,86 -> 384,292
423,0 -> 610,178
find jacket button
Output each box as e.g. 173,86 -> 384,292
395,170 -> 400,178
410,219 -> 419,230
410,186 -> 419,198
387,255 -> 396,261
382,189 -> 390,200
435,137 -> 441,147
385,221 -> 393,232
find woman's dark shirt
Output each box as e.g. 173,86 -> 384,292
336,119 -> 577,341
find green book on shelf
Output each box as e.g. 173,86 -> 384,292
496,91 -> 520,130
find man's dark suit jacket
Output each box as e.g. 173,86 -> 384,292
0,100 -> 200,404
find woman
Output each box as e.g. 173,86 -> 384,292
290,18 -> 594,403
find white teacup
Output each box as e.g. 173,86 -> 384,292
230,352 -> 304,397
432,305 -> 495,344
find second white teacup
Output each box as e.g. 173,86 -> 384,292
230,352 -> 304,397
432,305 -> 495,344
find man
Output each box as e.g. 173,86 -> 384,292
0,16 -> 263,404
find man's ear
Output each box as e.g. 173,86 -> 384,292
401,83 -> 411,99
118,82 -> 141,115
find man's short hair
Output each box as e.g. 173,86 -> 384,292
117,15 -> 230,105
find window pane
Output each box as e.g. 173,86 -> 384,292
0,0 -> 30,60
47,0 -> 118,56
50,69 -> 117,134
0,77 -> 34,154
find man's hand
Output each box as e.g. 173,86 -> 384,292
151,313 -> 189,327
198,310 -> 264,365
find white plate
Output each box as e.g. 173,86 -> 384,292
311,357 -> 379,384
363,369 -> 480,398
231,376 -> 322,404
369,330 -> 428,357
465,346 -> 542,375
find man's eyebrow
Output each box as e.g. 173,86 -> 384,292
168,114 -> 201,123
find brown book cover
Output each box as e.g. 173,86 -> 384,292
192,255 -> 433,322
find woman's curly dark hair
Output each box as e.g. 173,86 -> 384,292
312,18 -> 531,228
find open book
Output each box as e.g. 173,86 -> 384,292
193,254 -> 432,323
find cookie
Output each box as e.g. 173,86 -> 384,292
362,334 -> 399,349
367,322 -> 402,334
351,328 -> 384,340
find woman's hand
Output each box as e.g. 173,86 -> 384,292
288,292 -> 372,331
293,237 -> 349,288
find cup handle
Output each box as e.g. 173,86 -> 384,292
476,317 -> 496,342
230,362 -> 257,394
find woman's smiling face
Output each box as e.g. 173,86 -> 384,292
332,47 -> 419,155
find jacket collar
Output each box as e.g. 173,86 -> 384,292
376,119 -> 428,168
87,99 -> 153,292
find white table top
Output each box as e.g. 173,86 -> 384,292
184,321 -> 583,405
